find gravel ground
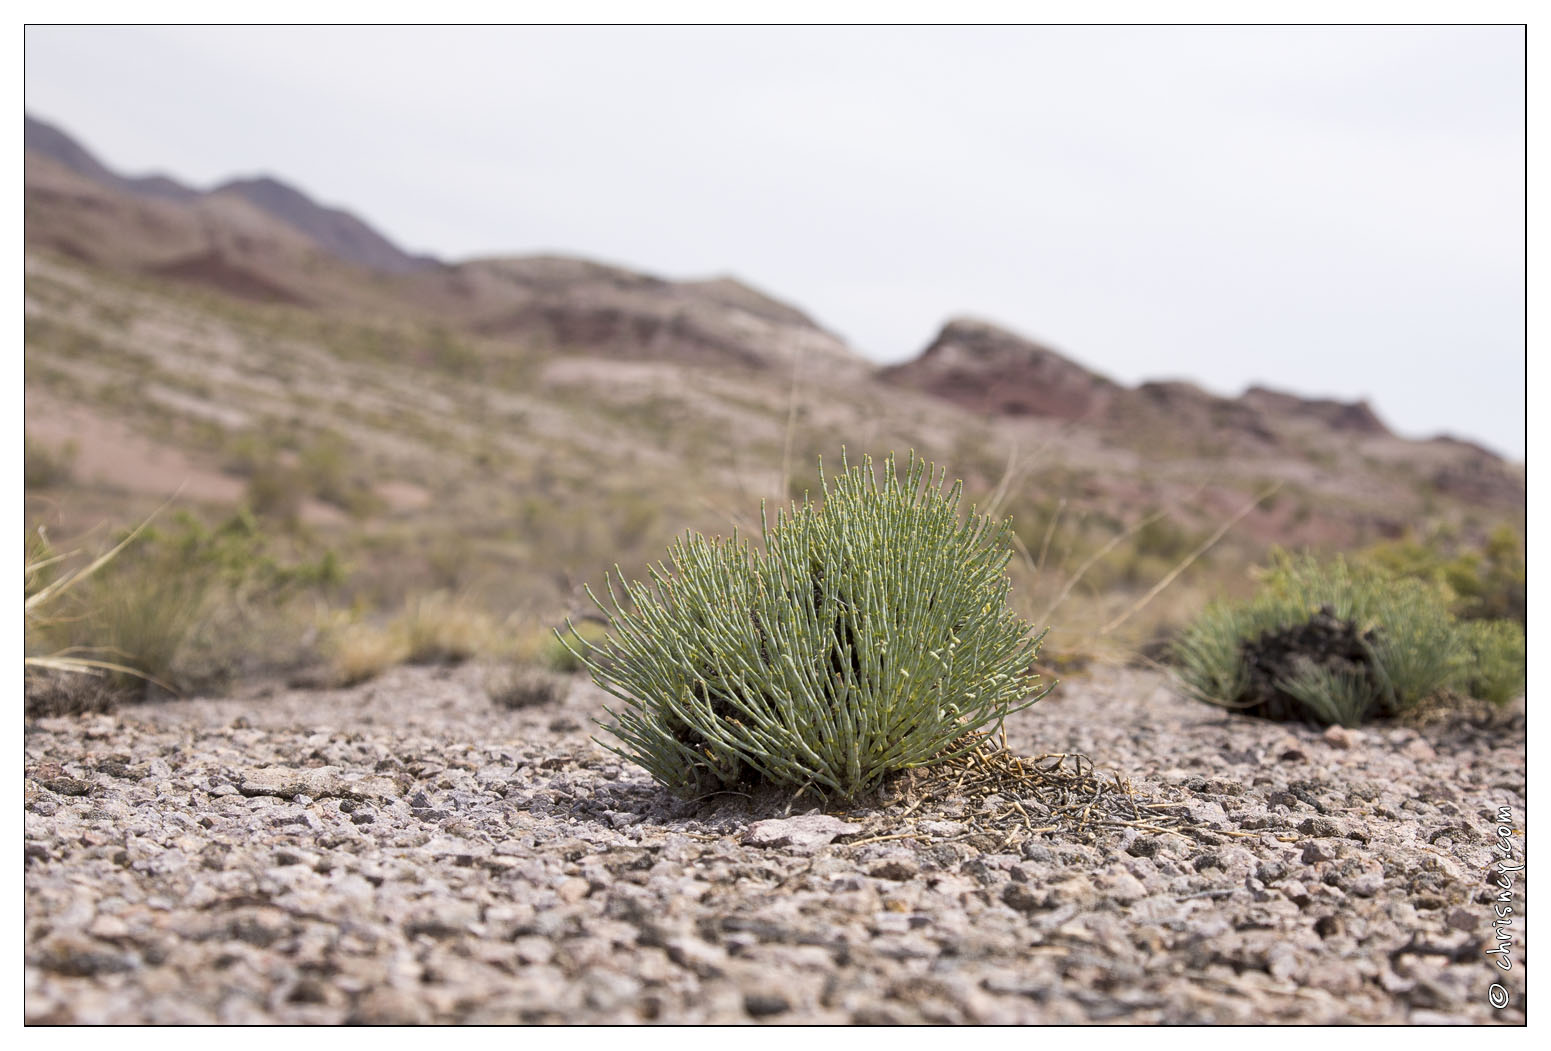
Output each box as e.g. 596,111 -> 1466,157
24,662 -> 1527,1024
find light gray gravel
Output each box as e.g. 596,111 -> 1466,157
24,662 -> 1526,1024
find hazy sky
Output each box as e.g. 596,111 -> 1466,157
24,25 -> 1525,458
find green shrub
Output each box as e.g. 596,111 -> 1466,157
563,453 -> 1050,798
1458,619 -> 1526,705
29,510 -> 341,696
1174,552 -> 1521,727
1361,525 -> 1525,625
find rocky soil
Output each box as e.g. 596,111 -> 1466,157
24,663 -> 1526,1024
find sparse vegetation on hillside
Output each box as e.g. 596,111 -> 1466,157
24,436 -> 76,489
25,509 -> 343,706
21,220 -> 1525,705
564,453 -> 1051,798
1172,552 -> 1525,727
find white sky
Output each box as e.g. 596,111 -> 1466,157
22,25 -> 1526,458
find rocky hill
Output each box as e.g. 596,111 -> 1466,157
25,114 -> 200,203
880,316 -> 1405,453
208,175 -> 440,275
879,318 -> 1122,420
23,115 -> 861,376
23,114 -> 1524,651
23,111 -> 1522,467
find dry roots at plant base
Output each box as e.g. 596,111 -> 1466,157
842,731 -> 1299,850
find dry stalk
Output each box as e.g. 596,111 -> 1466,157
777,340 -> 806,502
1098,482 -> 1282,637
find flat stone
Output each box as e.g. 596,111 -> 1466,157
1001,883 -> 1046,913
39,777 -> 94,797
1301,840 -> 1338,864
33,934 -> 137,977
868,857 -> 921,881
744,992 -> 791,1017
237,766 -> 399,802
742,814 -> 861,850
1322,726 -> 1358,749
556,877 -> 591,903
1103,872 -> 1148,904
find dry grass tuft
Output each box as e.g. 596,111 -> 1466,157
325,621 -> 411,687
485,664 -> 568,709
392,591 -> 498,665
24,668 -> 132,717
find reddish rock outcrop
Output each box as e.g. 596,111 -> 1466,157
879,317 -> 1121,420
1238,385 -> 1390,436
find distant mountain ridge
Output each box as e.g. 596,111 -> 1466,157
20,114 -> 1515,469
22,114 -> 865,374
881,316 -> 1410,455
25,114 -> 438,274
208,176 -> 440,275
24,114 -> 200,203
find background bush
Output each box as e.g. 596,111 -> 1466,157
27,510 -> 342,697
1173,551 -> 1525,727
1359,524 -> 1525,624
1457,618 -> 1527,706
565,453 -> 1050,798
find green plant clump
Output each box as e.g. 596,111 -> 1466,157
1173,552 -> 1525,727
1457,618 -> 1527,706
563,453 -> 1050,798
1361,524 -> 1525,625
27,509 -> 343,697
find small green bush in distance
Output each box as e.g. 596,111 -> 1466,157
1458,618 -> 1527,706
562,452 -> 1052,799
1360,524 -> 1525,625
1173,551 -> 1525,727
28,509 -> 343,698
539,621 -> 610,674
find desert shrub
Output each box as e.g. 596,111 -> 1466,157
299,431 -> 382,517
1131,512 -> 1195,562
28,510 -> 342,697
563,452 -> 1050,798
391,591 -> 496,664
26,518 -> 159,697
245,461 -> 305,523
1457,618 -> 1527,705
1173,552 -> 1520,727
537,620 -> 609,673
486,665 -> 566,709
1361,524 -> 1525,624
325,620 -> 410,686
24,668 -> 128,718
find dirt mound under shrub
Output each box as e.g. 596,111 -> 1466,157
1238,606 -> 1384,722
